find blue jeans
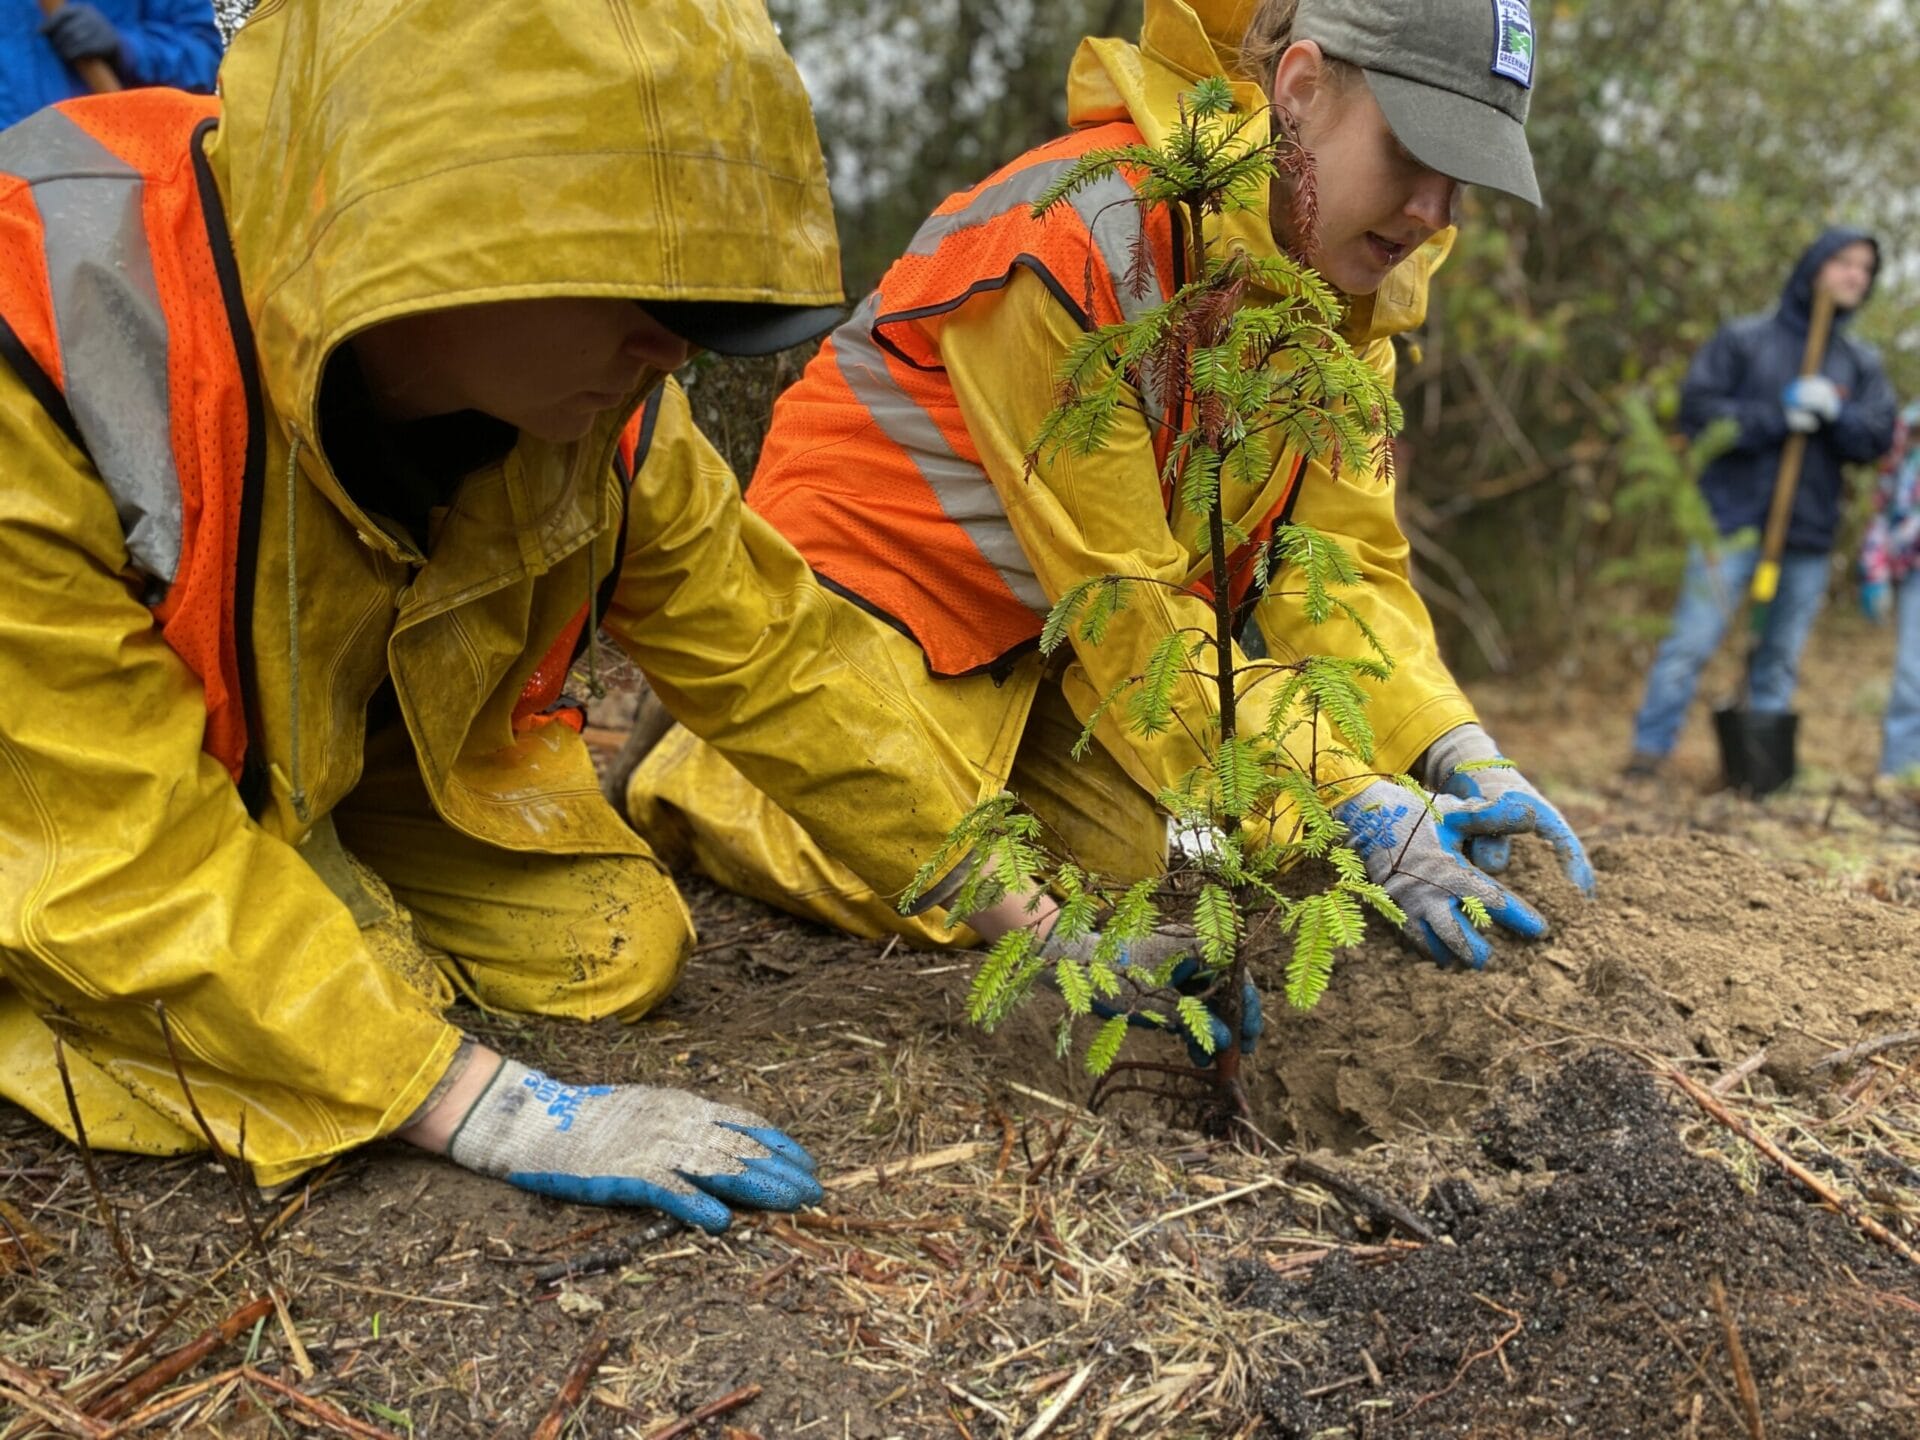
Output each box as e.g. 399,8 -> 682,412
1882,577 -> 1920,777
1631,545 -> 1829,758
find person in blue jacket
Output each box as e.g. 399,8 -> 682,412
1,1 -> 220,128
1626,227 -> 1899,777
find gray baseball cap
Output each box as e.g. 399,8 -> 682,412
1294,0 -> 1542,208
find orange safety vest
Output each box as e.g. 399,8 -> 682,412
0,92 -> 648,814
750,120 -> 1302,679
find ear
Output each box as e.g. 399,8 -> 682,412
1268,38 -> 1329,122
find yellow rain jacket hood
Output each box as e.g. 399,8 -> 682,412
0,0 -> 979,1182
213,0 -> 842,474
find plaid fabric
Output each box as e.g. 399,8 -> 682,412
1862,401 -> 1920,585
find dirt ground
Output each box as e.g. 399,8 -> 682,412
2,616 -> 1918,1438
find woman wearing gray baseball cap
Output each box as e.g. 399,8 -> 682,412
1246,0 -> 1541,294
627,0 -> 1590,984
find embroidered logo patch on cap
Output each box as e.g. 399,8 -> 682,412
1490,0 -> 1535,88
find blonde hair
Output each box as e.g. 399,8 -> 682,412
1240,0 -> 1356,99
1239,0 -> 1298,89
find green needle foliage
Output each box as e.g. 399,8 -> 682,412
901,77 -> 1407,1096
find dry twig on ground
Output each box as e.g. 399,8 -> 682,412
1708,1274 -> 1768,1440
86,1294 -> 275,1422
1669,1067 -> 1920,1268
531,1328 -> 612,1440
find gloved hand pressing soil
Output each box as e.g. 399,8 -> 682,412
408,1047 -> 820,1232
1422,722 -> 1596,892
1041,923 -> 1263,1066
1334,779 -> 1549,970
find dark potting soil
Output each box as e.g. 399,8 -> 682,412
1230,1052 -> 1920,1439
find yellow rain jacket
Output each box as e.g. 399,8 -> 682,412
0,0 -> 978,1182
630,0 -> 1477,939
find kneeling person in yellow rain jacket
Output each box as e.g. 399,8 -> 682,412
632,0 -> 1596,999
0,0 -> 1041,1233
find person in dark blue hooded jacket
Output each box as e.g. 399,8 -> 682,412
0,1 -> 220,130
1627,227 -> 1899,775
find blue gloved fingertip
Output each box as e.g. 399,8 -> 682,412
688,1155 -> 823,1214
507,1170 -> 734,1233
1445,903 -> 1493,971
1467,834 -> 1512,874
1568,857 -> 1598,898
1486,890 -> 1548,941
1184,1014 -> 1230,1068
1543,825 -> 1598,898
1414,919 -> 1453,969
723,1122 -> 820,1175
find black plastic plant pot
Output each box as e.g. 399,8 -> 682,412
1713,704 -> 1798,797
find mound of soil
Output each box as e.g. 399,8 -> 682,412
1243,831 -> 1920,1150
1232,1052 -> 1920,1438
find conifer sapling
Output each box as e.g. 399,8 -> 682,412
902,76 -> 1414,1122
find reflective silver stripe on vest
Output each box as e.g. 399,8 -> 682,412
0,107 -> 182,581
832,293 -> 1050,616
904,151 -> 1170,428
906,157 -> 1165,327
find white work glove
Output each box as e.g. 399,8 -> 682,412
1783,376 -> 1842,433
1333,779 -> 1549,970
447,1059 -> 821,1232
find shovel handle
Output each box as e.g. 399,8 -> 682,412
1749,286 -> 1837,610
36,0 -> 122,94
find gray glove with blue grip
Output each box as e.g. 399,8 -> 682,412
1782,376 -> 1843,434
1423,723 -> 1595,894
1334,779 -> 1550,969
448,1059 -> 821,1233
1042,924 -> 1263,1066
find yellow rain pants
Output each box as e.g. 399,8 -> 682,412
330,719 -> 693,1024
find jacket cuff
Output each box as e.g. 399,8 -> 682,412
246,1023 -> 464,1189
905,847 -> 978,916
400,1037 -> 481,1132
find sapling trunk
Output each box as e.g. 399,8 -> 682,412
1207,489 -> 1250,1111
1208,492 -> 1248,1106
1186,193 -> 1249,1114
